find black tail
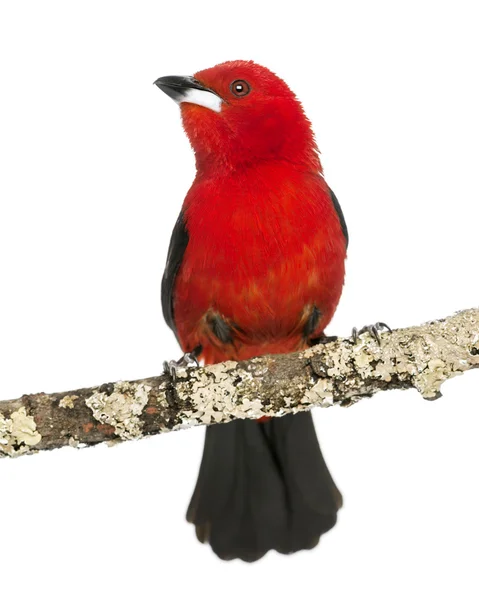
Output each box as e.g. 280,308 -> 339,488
186,411 -> 342,562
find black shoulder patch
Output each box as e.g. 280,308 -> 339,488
161,211 -> 189,337
329,187 -> 349,248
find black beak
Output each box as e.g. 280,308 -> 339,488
154,75 -> 218,102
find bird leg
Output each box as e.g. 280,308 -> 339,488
351,322 -> 392,345
163,346 -> 202,381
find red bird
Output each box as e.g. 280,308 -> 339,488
155,60 -> 348,561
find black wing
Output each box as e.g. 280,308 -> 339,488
161,211 -> 189,337
329,187 -> 349,248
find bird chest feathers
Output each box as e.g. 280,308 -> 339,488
182,163 -> 340,280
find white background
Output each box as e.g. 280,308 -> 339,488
1,1 -> 478,598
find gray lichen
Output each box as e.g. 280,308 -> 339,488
172,361 -> 268,426
85,381 -> 151,439
0,407 -> 42,457
59,394 -> 78,409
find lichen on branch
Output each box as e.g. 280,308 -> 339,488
0,308 -> 478,459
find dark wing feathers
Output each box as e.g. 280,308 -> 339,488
161,211 -> 189,337
328,187 -> 349,248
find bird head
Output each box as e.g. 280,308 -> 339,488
155,60 -> 320,172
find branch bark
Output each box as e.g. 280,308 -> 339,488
1,308 -> 478,458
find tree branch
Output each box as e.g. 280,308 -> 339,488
1,309 -> 478,458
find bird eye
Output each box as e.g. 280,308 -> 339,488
230,80 -> 251,97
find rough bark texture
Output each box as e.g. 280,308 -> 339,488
1,309 -> 478,459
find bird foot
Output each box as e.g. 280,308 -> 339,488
351,322 -> 391,345
163,351 -> 199,382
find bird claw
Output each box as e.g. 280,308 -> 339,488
351,322 -> 392,345
163,351 -> 199,382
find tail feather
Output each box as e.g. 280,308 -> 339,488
186,411 -> 341,561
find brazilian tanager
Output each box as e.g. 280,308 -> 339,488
155,60 -> 348,561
